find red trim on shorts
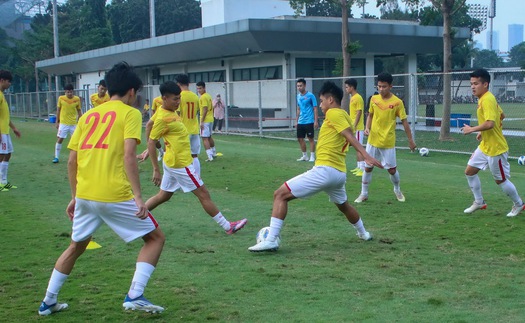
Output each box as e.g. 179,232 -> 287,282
147,211 -> 159,228
284,182 -> 291,192
185,167 -> 201,188
498,159 -> 506,181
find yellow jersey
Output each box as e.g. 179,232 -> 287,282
0,92 -> 10,135
68,100 -> 142,202
152,96 -> 163,112
150,107 -> 193,169
179,90 -> 200,135
57,95 -> 81,125
143,103 -> 150,112
477,91 -> 508,156
199,92 -> 214,123
315,108 -> 352,173
349,92 -> 364,131
367,94 -> 407,148
90,92 -> 110,108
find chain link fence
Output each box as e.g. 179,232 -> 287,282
6,70 -> 525,158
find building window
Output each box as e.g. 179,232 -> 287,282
232,66 -> 283,81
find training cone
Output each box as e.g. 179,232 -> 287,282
86,241 -> 102,250
216,152 -> 223,157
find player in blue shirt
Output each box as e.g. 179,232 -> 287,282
296,78 -> 318,162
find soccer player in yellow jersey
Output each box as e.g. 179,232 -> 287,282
344,78 -> 365,177
176,74 -> 201,175
89,80 -> 109,108
354,72 -> 416,204
38,62 -> 166,316
152,95 -> 163,115
196,81 -> 218,161
145,81 -> 247,234
0,70 -> 21,192
249,81 -> 382,252
143,99 -> 150,120
53,84 -> 82,163
461,69 -> 524,217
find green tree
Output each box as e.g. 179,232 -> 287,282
509,42 -> 525,68
156,0 -> 201,36
108,0 -> 149,44
473,49 -> 504,69
378,0 -> 469,140
289,0 -> 358,78
303,0 -> 351,17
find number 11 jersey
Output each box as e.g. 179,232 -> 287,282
179,90 -> 200,135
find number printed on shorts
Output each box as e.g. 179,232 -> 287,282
186,102 -> 195,119
80,111 -> 116,149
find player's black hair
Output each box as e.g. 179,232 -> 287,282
0,70 -> 13,81
64,84 -> 74,91
98,80 -> 107,88
175,74 -> 190,86
159,81 -> 181,96
470,69 -> 491,84
319,81 -> 343,105
196,81 -> 206,88
344,78 -> 357,89
296,78 -> 306,85
377,72 -> 393,85
105,61 -> 143,97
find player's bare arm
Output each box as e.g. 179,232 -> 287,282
66,150 -> 78,221
340,127 -> 382,169
462,120 -> 495,135
364,112 -> 373,136
147,138 -> 162,187
124,138 -> 148,219
401,118 -> 416,151
200,106 -> 209,129
9,121 -> 20,138
56,107 -> 61,129
354,110 -> 362,130
314,106 -> 319,129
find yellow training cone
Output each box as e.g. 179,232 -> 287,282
216,152 -> 223,157
86,241 -> 102,250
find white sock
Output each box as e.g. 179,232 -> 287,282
157,148 -> 163,156
359,161 -> 365,170
212,146 -> 216,154
361,171 -> 372,196
206,148 -> 214,160
390,170 -> 401,192
499,180 -> 523,205
310,152 -> 315,159
1,161 -> 8,183
352,218 -> 367,235
55,143 -> 62,159
43,269 -> 69,305
466,174 -> 484,204
268,217 -> 284,241
128,262 -> 155,299
193,157 -> 201,176
213,212 -> 230,231
302,152 -> 307,158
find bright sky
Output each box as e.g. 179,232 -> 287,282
352,0 -> 525,52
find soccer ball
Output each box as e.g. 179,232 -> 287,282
419,147 -> 430,157
256,226 -> 280,245
518,156 -> 525,166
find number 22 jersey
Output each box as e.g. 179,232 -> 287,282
68,100 -> 142,202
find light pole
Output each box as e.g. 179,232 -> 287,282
489,0 -> 496,51
52,0 -> 59,91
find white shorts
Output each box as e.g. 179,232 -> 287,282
364,144 -> 397,169
200,122 -> 213,138
160,162 -> 204,193
468,147 -> 511,181
190,134 -> 201,155
57,124 -> 77,139
0,134 -> 14,154
285,166 -> 348,204
71,198 -> 159,243
355,130 -> 364,145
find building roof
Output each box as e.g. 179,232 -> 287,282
36,16 -> 470,75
